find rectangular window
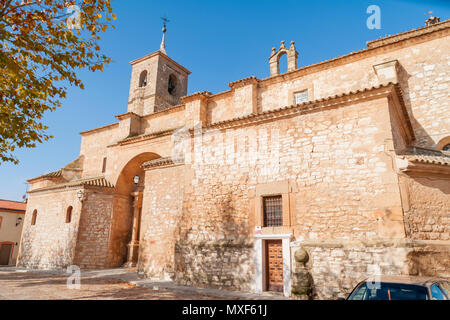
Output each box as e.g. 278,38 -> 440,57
294,90 -> 308,104
263,195 -> 283,227
102,157 -> 107,173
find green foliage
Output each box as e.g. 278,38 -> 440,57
0,0 -> 116,163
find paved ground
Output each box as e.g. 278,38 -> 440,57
0,267 -> 288,300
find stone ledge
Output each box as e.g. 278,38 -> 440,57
291,239 -> 450,248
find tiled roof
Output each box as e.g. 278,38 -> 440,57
141,157 -> 184,169
29,176 -> 115,193
0,200 -> 26,212
367,19 -> 450,48
399,147 -> 450,166
32,170 -> 62,180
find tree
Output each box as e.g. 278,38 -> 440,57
0,0 -> 116,164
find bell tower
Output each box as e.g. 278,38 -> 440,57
127,20 -> 191,116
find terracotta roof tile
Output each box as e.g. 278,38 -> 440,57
399,147 -> 450,166
141,157 -> 184,169
29,176 -> 114,193
0,200 -> 26,211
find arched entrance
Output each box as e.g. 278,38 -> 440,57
114,152 -> 161,267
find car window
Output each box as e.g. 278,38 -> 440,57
431,284 -> 446,300
438,281 -> 450,299
348,282 -> 429,300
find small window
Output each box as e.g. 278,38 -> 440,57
31,209 -> 37,226
102,157 -> 107,173
443,144 -> 450,152
168,74 -> 177,95
0,216 -> 3,229
263,195 -> 283,227
294,90 -> 308,105
139,70 -> 147,88
66,206 -> 73,223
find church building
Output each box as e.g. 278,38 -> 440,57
18,17 -> 449,299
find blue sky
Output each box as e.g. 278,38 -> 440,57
1,0 -> 449,201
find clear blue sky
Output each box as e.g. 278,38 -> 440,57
1,0 -> 449,201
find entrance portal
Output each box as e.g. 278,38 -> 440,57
0,243 -> 12,265
265,239 -> 283,292
114,152 -> 161,267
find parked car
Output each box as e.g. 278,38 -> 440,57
345,276 -> 450,300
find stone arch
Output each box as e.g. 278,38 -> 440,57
65,206 -> 73,223
437,136 -> 450,151
109,152 -> 162,267
269,41 -> 298,76
115,152 -> 162,196
138,70 -> 147,88
31,209 -> 37,225
168,73 -> 177,95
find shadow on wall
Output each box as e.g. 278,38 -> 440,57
407,249 -> 450,278
174,193 -> 253,290
397,63 -> 435,148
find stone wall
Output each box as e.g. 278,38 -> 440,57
174,241 -> 254,290
73,187 -> 115,269
291,239 -> 450,300
138,164 -> 185,279
401,175 -> 450,240
18,189 -> 80,269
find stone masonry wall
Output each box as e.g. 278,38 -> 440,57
139,164 -> 185,279
291,239 -> 449,300
401,175 -> 450,240
167,93 -> 406,291
73,188 -> 115,269
255,33 -> 449,149
18,189 -> 81,269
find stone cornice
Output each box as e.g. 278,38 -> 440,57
290,238 -> 450,248
115,127 -> 180,146
228,76 -> 259,89
115,112 -> 140,121
180,91 -> 212,104
141,156 -> 184,170
142,104 -> 185,120
202,82 -> 405,132
28,176 -> 115,194
367,18 -> 450,48
80,122 -> 119,136
129,50 -> 191,75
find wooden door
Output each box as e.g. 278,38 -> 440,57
265,240 -> 283,292
0,244 -> 12,265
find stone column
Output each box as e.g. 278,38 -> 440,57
124,188 -> 143,267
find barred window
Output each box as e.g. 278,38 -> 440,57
263,196 -> 282,227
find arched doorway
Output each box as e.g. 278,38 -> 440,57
114,152 -> 161,267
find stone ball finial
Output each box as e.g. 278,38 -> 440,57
280,40 -> 285,47
291,41 -> 295,45
294,248 -> 309,263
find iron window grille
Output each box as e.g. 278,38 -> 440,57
263,195 -> 283,227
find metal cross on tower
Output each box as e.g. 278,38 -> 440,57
160,15 -> 169,54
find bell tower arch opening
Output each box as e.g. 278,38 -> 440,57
111,152 -> 162,268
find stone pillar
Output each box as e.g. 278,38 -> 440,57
124,189 -> 143,267
291,247 -> 313,300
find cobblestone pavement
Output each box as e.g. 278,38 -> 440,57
0,268 -> 287,300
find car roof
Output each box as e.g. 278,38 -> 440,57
361,275 -> 449,286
